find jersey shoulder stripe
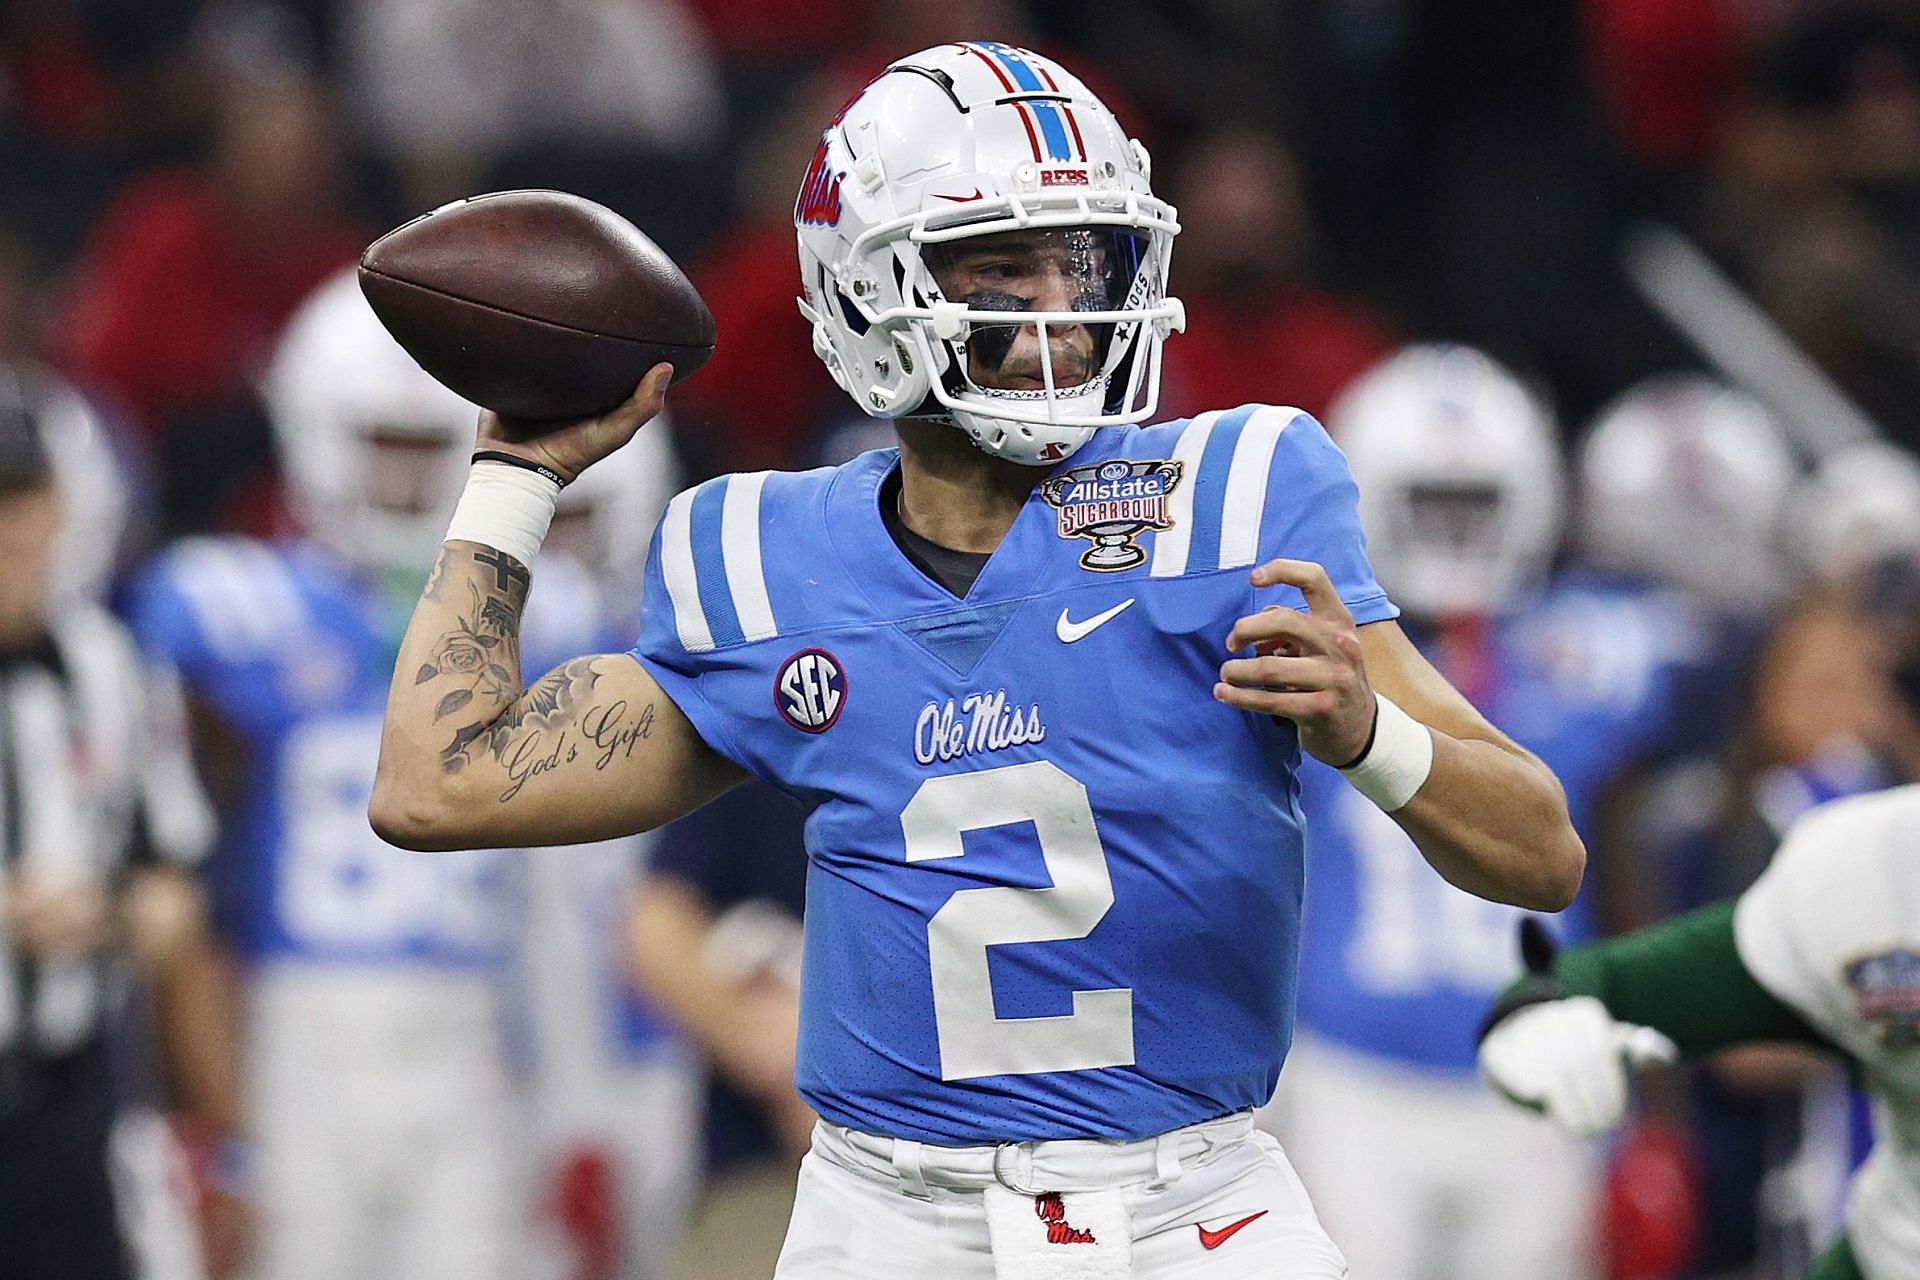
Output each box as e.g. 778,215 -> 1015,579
1218,406 -> 1294,569
659,472 -> 780,653
156,537 -> 310,662
1151,405 -> 1302,577
1149,409 -> 1221,577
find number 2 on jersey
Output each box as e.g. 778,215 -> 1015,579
900,761 -> 1135,1080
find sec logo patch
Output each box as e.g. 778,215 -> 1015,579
775,648 -> 847,734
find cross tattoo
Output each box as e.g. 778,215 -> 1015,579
474,547 -> 529,592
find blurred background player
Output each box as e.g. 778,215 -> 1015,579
1479,782 -> 1920,1280
517,433 -> 705,1280
1270,344 -> 1705,1280
1577,382 -> 1920,1277
125,272 -> 532,1280
1573,373 -> 1801,795
631,781 -> 810,1280
0,366 -> 239,1280
1566,373 -> 1807,1279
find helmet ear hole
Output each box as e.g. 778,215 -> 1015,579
836,292 -> 871,336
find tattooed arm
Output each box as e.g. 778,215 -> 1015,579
370,369 -> 744,851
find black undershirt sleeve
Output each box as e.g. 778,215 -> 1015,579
1506,901 -> 1837,1057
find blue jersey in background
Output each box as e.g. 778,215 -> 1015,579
122,537 -> 613,974
1293,572 -> 1705,1073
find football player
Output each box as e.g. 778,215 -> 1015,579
1479,783 -> 1920,1280
1787,440 -> 1920,595
126,270 -> 618,1280
1578,374 -> 1799,627
371,43 -> 1586,1278
1271,346 -> 1705,1280
517,443 -> 706,1280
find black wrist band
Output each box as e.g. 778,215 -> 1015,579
1332,698 -> 1381,771
471,450 -> 569,489
1476,974 -> 1567,1045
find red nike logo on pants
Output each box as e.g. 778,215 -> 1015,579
1196,1211 -> 1268,1250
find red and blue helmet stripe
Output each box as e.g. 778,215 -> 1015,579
961,41 -> 1086,164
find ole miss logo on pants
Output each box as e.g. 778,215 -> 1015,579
1033,1193 -> 1095,1245
776,649 -> 847,733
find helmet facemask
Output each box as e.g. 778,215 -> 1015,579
1382,479 -> 1523,616
803,183 -> 1182,467
897,208 -> 1176,465
793,43 -> 1185,466
352,424 -> 473,577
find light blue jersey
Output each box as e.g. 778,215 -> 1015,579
1294,574 -> 1701,1073
631,405 -> 1396,1145
124,537 -> 552,968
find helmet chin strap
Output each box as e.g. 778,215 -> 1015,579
948,403 -> 1097,467
939,308 -> 1106,466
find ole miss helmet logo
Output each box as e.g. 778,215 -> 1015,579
795,135 -> 845,227
776,648 -> 847,733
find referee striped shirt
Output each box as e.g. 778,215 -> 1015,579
0,603 -> 213,1062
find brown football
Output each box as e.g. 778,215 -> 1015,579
358,190 -> 715,422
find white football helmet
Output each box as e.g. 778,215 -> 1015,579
1331,345 -> 1565,618
545,416 -> 679,615
795,41 -> 1183,466
1786,440 -> 1920,584
1578,375 -> 1795,613
264,268 -> 477,580
18,370 -> 131,605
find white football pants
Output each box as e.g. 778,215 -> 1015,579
526,1056 -> 703,1280
774,1111 -> 1348,1278
246,966 -> 522,1280
1263,1034 -> 1600,1280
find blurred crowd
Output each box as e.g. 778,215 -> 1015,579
2,1 -> 1920,1279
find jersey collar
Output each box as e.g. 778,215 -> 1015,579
826,435 -> 1131,612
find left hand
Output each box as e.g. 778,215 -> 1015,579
1217,558 -> 1376,766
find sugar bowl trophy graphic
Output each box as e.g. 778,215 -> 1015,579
1041,458 -> 1185,571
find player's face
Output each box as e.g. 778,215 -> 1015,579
928,229 -> 1128,392
0,481 -> 59,648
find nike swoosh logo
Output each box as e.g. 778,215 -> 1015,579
934,188 -> 986,202
1056,598 -> 1134,643
1196,1211 -> 1268,1251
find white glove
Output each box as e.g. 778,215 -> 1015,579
1478,996 -> 1680,1139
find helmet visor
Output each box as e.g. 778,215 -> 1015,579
924,228 -> 1147,392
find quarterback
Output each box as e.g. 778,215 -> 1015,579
1480,785 -> 1920,1280
372,43 -> 1584,1278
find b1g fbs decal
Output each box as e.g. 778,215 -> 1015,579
775,648 -> 847,734
1040,458 -> 1183,571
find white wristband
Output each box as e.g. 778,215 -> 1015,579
444,461 -> 561,571
1337,693 -> 1434,812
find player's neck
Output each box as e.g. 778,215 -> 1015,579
892,421 -> 1043,554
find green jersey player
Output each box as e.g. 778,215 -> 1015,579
1478,785 -> 1920,1280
